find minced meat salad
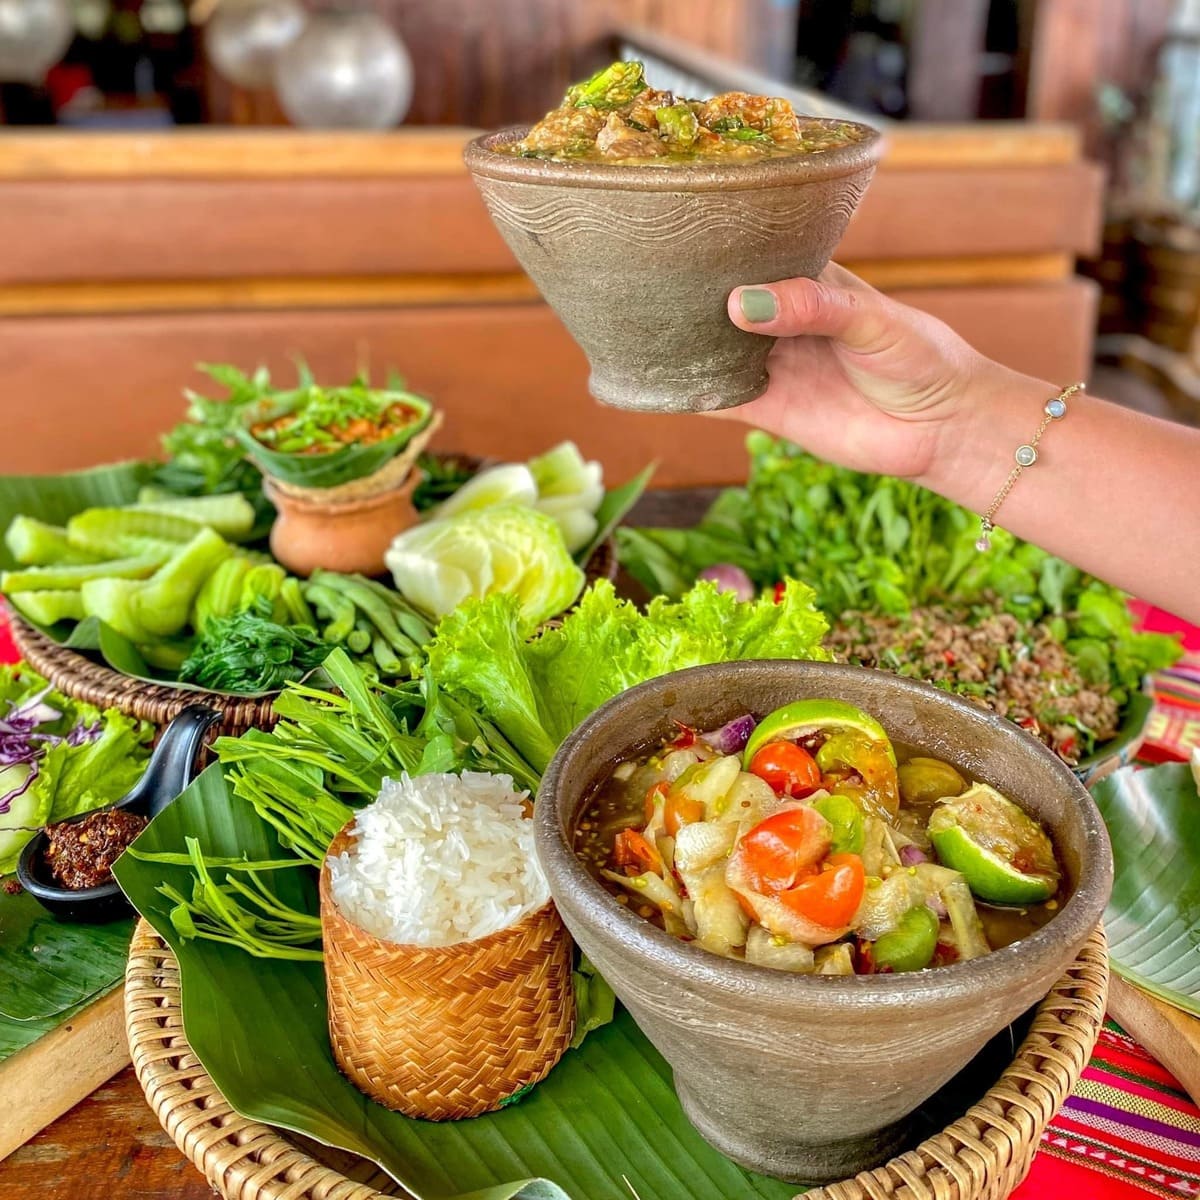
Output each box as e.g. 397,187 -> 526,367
828,608 -> 1120,763
500,60 -> 869,165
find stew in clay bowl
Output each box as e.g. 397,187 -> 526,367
465,62 -> 882,415
535,660 -> 1112,1184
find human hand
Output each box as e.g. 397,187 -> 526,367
717,262 -> 1003,480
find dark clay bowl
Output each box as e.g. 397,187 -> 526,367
535,660 -> 1112,1184
464,123 -> 882,414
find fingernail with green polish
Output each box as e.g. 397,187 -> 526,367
739,288 -> 777,323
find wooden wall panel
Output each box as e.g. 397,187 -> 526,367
0,281 -> 1098,483
0,163 -> 1104,286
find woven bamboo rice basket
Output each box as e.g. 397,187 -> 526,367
125,921 -> 1109,1200
319,824 -> 576,1120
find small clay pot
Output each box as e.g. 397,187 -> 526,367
264,471 -> 418,577
536,660 -> 1112,1184
465,122 -> 882,414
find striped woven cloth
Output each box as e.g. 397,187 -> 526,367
1016,1023 -> 1200,1199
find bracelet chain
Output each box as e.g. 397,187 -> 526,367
976,381 -> 1086,551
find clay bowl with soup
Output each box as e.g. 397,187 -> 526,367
534,659 -> 1111,1184
464,60 -> 882,415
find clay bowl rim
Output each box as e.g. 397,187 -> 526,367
464,121 -> 885,193
536,659 -> 1113,1011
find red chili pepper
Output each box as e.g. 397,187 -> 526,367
942,650 -> 956,666
772,581 -> 786,604
670,722 -> 697,749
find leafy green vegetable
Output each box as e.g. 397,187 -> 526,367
151,364 -> 272,523
412,453 -> 477,512
570,957 -> 616,1049
618,433 -> 1180,706
127,833 -> 323,961
427,579 -> 829,774
179,597 -> 329,693
0,664 -> 152,875
386,504 -> 586,631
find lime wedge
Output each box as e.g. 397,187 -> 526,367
743,699 -> 896,769
928,783 -> 1060,905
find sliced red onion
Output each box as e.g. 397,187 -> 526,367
899,844 -> 928,867
925,893 -> 948,919
697,564 -> 756,602
699,713 -> 757,755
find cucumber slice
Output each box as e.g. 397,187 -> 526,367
133,492 -> 256,541
5,517 -> 104,567
1,554 -> 164,593
0,763 -> 50,876
67,509 -> 205,557
8,590 -> 85,625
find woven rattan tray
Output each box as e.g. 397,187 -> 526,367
125,921 -> 1109,1200
10,538 -> 617,739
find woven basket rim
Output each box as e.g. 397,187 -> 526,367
125,920 -> 1108,1200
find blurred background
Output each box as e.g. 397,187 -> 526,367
0,0 -> 1197,477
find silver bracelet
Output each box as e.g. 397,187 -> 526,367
976,381 -> 1085,551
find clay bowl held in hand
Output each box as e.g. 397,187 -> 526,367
535,660 -> 1112,1185
465,123 -> 882,415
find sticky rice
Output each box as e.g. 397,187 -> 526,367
327,771 -> 548,947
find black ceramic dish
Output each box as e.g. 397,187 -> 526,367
16,704 -> 221,922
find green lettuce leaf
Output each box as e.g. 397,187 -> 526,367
427,580 -> 829,774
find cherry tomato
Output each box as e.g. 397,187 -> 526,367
664,790 -> 705,837
749,742 -> 822,797
728,805 -> 831,895
778,853 -> 865,930
613,828 -> 663,876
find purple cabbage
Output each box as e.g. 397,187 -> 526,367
0,688 -> 73,815
700,713 -> 758,756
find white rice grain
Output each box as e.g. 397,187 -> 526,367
328,771 -> 548,947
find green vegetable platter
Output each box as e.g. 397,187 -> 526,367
618,432 -> 1180,777
0,364 -> 653,713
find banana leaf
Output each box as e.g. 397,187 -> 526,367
0,889 -> 132,1022
0,461 -> 152,572
0,984 -> 122,1061
1092,761 -> 1200,1016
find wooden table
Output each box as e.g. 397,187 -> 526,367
0,1067 -> 209,1200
